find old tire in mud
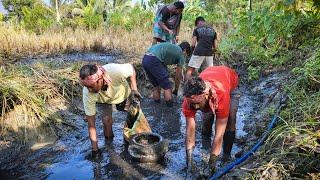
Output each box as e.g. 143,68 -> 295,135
128,132 -> 169,163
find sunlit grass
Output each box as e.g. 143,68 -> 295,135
0,61 -> 82,139
0,23 -> 202,63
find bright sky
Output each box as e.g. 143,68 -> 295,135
0,0 -> 6,14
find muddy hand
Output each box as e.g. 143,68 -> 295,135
208,153 -> 218,174
186,148 -> 196,175
131,90 -> 142,100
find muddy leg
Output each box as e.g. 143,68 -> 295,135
223,92 -> 240,155
153,86 -> 161,102
102,104 -> 114,142
202,112 -> 214,137
185,67 -> 195,82
164,88 -> 173,107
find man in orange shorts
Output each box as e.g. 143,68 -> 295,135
182,66 -> 240,173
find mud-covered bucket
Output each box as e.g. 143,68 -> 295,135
128,132 -> 169,163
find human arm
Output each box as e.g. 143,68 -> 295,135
129,65 -> 138,91
158,21 -> 174,34
191,36 -> 197,53
175,25 -> 181,42
211,117 -> 228,156
128,65 -> 141,98
86,115 -> 98,151
173,66 -> 182,95
185,116 -> 196,150
185,116 -> 196,167
212,32 -> 218,55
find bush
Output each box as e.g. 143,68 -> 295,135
0,13 -> 3,22
107,5 -> 153,31
292,47 -> 320,91
22,4 -> 54,33
83,6 -> 103,29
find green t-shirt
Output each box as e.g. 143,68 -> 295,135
147,43 -> 185,67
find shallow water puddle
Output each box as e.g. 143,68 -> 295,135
44,89 -> 255,179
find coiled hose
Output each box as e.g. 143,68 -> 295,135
210,95 -> 287,180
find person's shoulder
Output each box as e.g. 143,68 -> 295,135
160,5 -> 170,14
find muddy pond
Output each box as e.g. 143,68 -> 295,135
0,53 -> 285,179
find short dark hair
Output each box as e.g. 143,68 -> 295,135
179,41 -> 191,56
183,76 -> 206,97
195,16 -> 205,26
174,1 -> 184,9
79,64 -> 98,79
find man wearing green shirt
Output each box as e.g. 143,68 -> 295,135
142,42 -> 191,107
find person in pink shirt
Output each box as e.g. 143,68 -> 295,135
182,66 -> 240,173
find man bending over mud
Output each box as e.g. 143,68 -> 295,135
182,66 -> 240,174
79,63 -> 141,157
142,42 -> 191,107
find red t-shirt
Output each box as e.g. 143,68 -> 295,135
182,66 -> 239,119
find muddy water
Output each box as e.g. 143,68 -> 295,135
1,52 -> 268,179
19,52 -> 116,65
2,86 -> 251,179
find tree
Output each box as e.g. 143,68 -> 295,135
2,0 -> 36,21
47,0 -> 70,23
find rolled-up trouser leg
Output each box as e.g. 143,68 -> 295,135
202,112 -> 214,136
223,90 -> 240,154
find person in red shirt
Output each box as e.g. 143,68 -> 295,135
182,66 -> 240,173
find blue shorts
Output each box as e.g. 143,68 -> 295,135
142,55 -> 172,90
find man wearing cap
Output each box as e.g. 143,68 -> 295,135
182,66 -> 240,173
79,63 -> 141,157
185,16 -> 218,81
142,42 -> 191,107
152,1 -> 184,44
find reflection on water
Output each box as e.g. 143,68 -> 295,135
45,93 -> 253,179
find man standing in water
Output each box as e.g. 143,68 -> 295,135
185,16 -> 218,81
79,63 -> 141,157
152,1 -> 184,44
142,42 -> 191,107
182,66 -> 240,173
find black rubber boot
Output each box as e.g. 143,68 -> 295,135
223,131 -> 236,155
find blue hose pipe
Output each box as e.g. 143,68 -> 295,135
210,95 -> 287,180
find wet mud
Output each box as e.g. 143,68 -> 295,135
0,87 -> 258,179
0,53 -> 287,179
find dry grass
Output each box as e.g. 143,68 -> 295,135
0,22 -> 225,141
0,23 -> 202,63
0,21 -> 226,64
0,61 -> 81,140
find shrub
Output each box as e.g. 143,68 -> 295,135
21,4 -> 54,33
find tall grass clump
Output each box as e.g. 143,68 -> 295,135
0,62 -> 81,139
